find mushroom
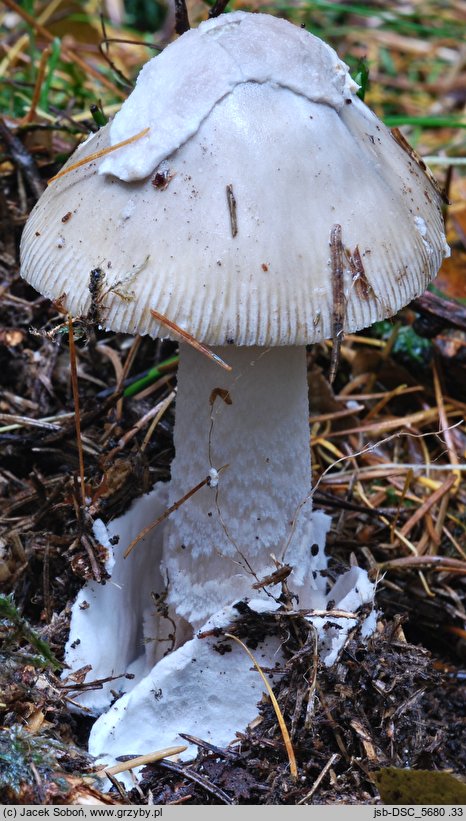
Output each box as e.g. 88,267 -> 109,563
20,10 -> 448,760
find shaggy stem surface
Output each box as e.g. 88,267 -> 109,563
163,344 -> 329,629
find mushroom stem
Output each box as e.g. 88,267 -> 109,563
163,343 -> 330,630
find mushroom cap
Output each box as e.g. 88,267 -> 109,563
20,11 -> 448,346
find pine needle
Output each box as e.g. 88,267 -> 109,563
48,128 -> 150,184
124,474 -> 212,558
150,308 -> 232,371
224,632 -> 298,780
99,746 -> 187,777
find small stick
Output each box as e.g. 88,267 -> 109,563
433,356 -> 460,483
21,46 -> 51,124
141,389 -> 176,452
0,413 -> 62,432
323,404 -> 460,439
48,128 -> 150,184
150,308 -> 232,371
329,224 -> 346,383
103,388 -> 176,462
411,291 -> 466,334
117,336 -> 141,395
68,314 -> 86,508
399,473 -> 457,539
364,383 -> 410,421
99,746 -> 187,777
377,555 -> 466,574
442,525 -> 466,562
347,245 -> 374,300
298,608 -> 362,620
316,684 -> 349,760
123,464 -> 228,559
226,183 -> 238,237
390,469 -> 413,543
178,733 -> 240,760
80,533 -> 102,583
309,404 -> 364,423
123,467 -> 228,558
252,564 -> 292,590
209,0 -> 231,18
97,344 -> 124,418
174,0 -> 190,35
433,492 -> 451,555
303,625 -> 319,731
98,12 -> 133,90
0,119 -> 44,200
334,386 -> 423,401
154,759 -> 233,805
297,753 -> 340,804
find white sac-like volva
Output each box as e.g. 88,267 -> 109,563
66,494 -> 375,770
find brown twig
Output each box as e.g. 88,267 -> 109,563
48,128 -> 150,183
68,314 -> 86,508
0,118 -> 44,200
329,224 -> 345,383
98,13 -> 134,89
20,46 -> 51,125
98,747 -> 187,778
80,533 -> 102,582
209,0 -> 231,18
432,355 -> 460,480
226,183 -> 238,237
123,471 -> 226,558
399,473 -> 457,540
376,555 -> 466,574
178,733 -> 240,760
312,490 -> 399,517
315,684 -> 349,761
150,308 -> 232,371
297,753 -> 340,804
323,405 -> 460,438
174,0 -> 190,35
411,291 -> 466,334
103,387 -> 175,463
154,759 -> 234,805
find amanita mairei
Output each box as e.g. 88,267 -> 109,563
20,10 -> 448,757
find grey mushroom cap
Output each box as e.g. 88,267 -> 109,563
20,11 -> 448,346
